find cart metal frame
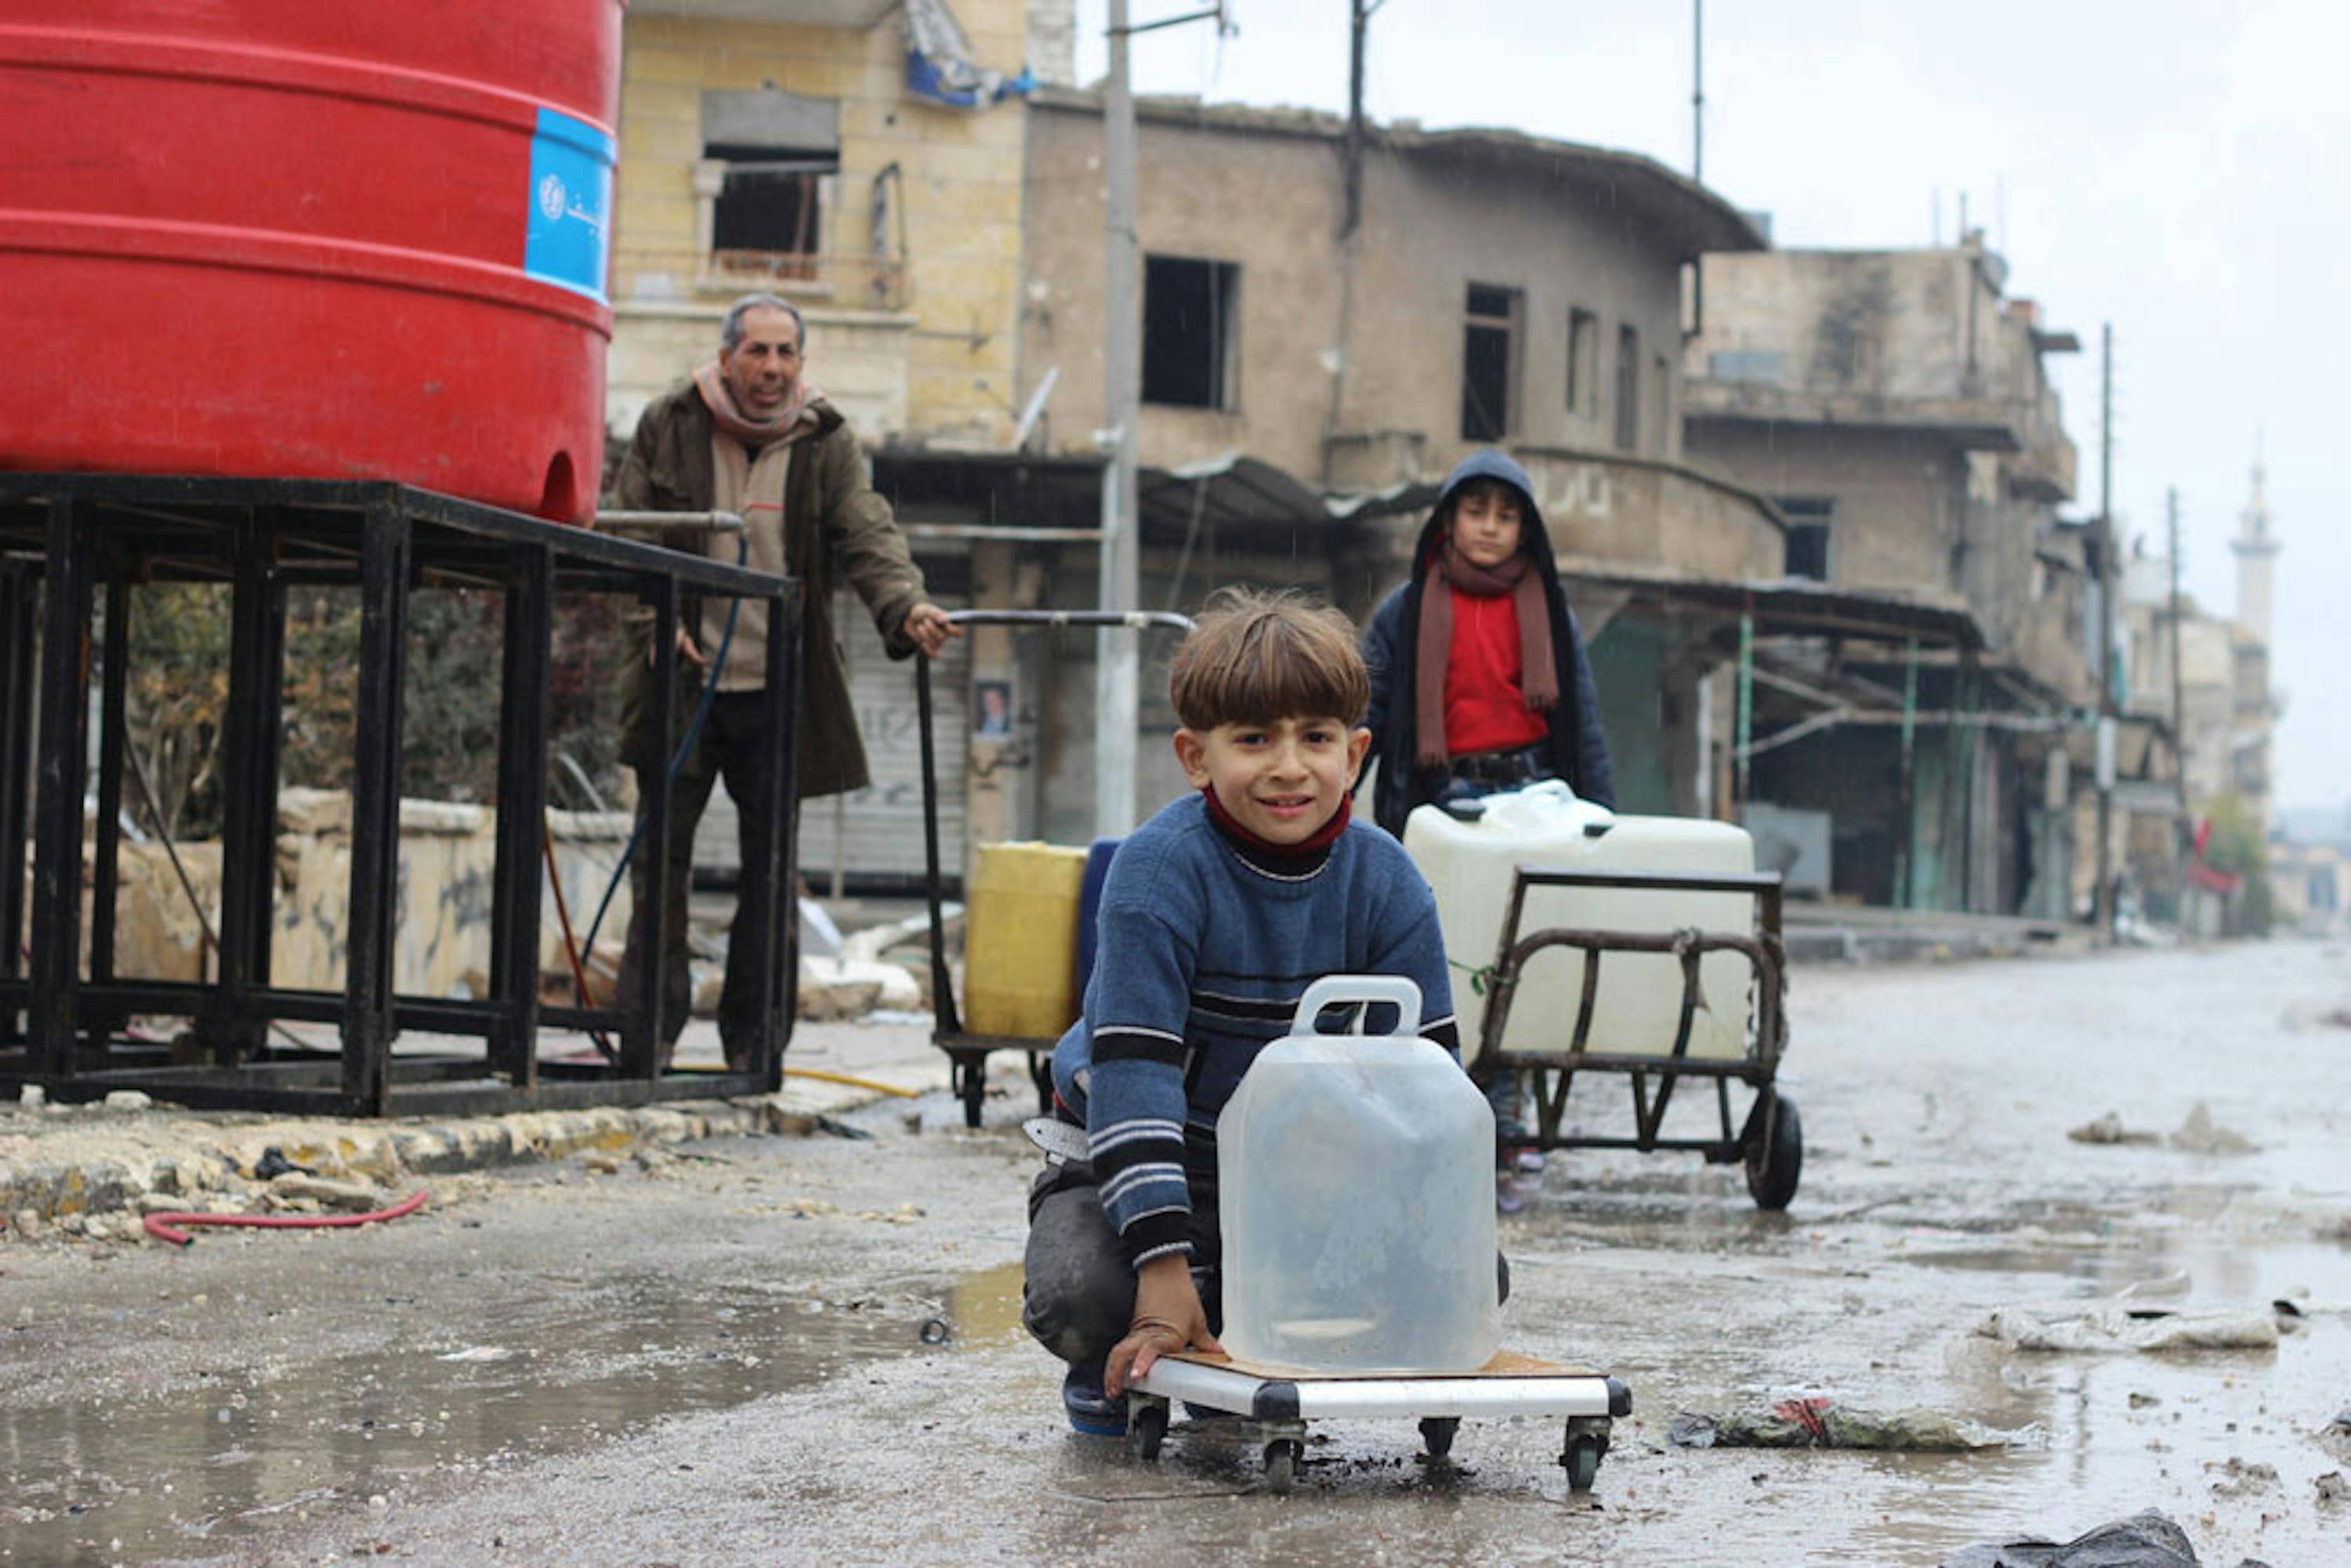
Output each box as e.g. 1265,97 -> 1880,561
1478,865 -> 1801,1206
915,608 -> 1195,1127
0,473 -> 802,1116
1129,1351 -> 1629,1495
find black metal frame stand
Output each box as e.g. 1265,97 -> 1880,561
0,473 -> 802,1117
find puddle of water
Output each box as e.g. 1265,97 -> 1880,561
947,1259 -> 1030,1348
0,1275 -> 928,1566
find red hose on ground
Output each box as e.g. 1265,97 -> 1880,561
141,1190 -> 431,1248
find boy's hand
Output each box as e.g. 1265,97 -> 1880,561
1104,1254 -> 1223,1397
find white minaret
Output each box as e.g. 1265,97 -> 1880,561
2230,452 -> 2280,646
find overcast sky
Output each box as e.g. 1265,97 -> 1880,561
1074,0 -> 2346,816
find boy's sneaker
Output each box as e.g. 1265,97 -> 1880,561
1497,1148 -> 1545,1213
1062,1361 -> 1127,1437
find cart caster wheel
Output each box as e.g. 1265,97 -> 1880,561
956,1060 -> 985,1129
1263,1439 -> 1300,1495
1564,1435 -> 1603,1492
1744,1090 -> 1802,1210
1128,1400 -> 1168,1463
1419,1416 -> 1458,1459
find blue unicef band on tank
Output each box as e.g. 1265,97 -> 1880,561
523,106 -> 614,303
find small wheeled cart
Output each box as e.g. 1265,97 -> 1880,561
1128,1349 -> 1631,1496
1480,866 -> 1801,1208
914,608 -> 1197,1128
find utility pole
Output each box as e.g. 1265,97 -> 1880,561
1344,0 -> 1369,239
1096,1 -> 1226,835
2168,484 -> 2188,856
1096,0 -> 1143,839
2092,323 -> 2115,938
1692,0 -> 1704,182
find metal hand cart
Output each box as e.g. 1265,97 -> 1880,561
1480,867 -> 1801,1209
1128,1351 -> 1629,1495
915,608 -> 1195,1128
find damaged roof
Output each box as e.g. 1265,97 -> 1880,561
1033,87 -> 1766,256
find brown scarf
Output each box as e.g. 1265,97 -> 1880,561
692,360 -> 822,447
1415,541 -> 1559,766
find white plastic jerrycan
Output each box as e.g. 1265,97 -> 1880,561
1217,976 -> 1498,1374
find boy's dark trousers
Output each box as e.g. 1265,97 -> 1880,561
1021,1158 -> 1224,1367
1020,1157 -> 1509,1367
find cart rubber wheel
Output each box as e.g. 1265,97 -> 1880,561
1744,1090 -> 1802,1211
1129,1401 -> 1168,1463
958,1059 -> 985,1129
1564,1434 -> 1603,1493
1263,1439 -> 1300,1495
1419,1416 -> 1459,1459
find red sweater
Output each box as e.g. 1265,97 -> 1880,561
1442,585 -> 1550,756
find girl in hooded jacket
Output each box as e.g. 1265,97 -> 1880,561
1360,451 -> 1615,1204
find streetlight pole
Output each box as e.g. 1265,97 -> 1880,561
2093,322 -> 2115,938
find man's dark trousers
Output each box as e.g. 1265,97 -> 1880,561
616,689 -> 781,1071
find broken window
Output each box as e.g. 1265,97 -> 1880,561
1142,255 -> 1240,410
697,90 -> 840,284
1614,324 -> 1640,451
1567,307 -> 1599,417
1462,283 -> 1520,441
1777,497 -> 1835,580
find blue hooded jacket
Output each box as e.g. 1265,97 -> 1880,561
1360,451 -> 1615,835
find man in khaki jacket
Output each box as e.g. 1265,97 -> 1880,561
609,293 -> 957,1070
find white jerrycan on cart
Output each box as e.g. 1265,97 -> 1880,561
1217,976 -> 1498,1375
1404,780 -> 1757,1068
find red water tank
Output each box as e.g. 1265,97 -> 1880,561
0,2 -> 622,523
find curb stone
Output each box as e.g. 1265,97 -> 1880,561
0,1087 -> 888,1233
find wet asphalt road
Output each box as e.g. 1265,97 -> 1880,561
4,940 -> 2349,1566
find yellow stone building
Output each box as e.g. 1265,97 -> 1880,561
603,1 -> 1038,450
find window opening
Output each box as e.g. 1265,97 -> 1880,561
1462,283 -> 1521,441
1143,255 -> 1241,410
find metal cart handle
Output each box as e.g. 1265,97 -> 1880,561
1291,976 -> 1422,1038
915,607 -> 1197,1040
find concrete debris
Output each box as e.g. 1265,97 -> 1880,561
2204,1456 -> 2280,1497
2316,1470 -> 2347,1505
1976,1301 -> 2281,1353
267,1172 -> 387,1211
2067,1112 -> 2159,1146
2167,1101 -> 2256,1155
1667,1398 -> 2038,1452
100,1090 -> 154,1112
1941,1508 -> 2264,1568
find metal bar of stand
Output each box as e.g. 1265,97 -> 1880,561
31,494 -> 92,1078
629,573 -> 681,1078
246,527 -> 290,994
343,501 -> 411,1115
89,573 -> 129,1005
205,516 -> 275,1066
0,559 -> 34,1037
488,541 -> 552,1085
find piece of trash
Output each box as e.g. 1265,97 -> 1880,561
1976,1301 -> 2280,1353
437,1346 -> 514,1363
2317,1470 -> 2347,1505
918,1317 -> 952,1345
252,1146 -> 320,1181
1667,1398 -> 2038,1452
17,1084 -> 43,1110
2067,1112 -> 2157,1146
1941,1508 -> 2199,1568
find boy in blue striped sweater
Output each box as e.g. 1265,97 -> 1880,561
1021,589 -> 1464,1434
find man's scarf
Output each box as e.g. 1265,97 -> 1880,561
1415,541 -> 1559,766
693,361 -> 821,447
